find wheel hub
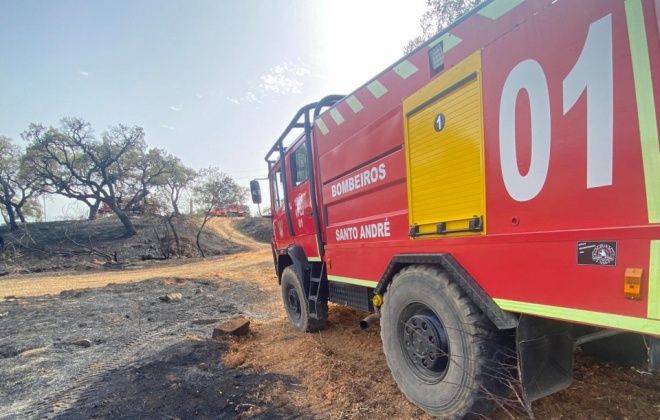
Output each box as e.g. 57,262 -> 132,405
403,314 -> 449,375
286,286 -> 302,320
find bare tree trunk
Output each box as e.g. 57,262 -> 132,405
195,209 -> 212,258
4,202 -> 19,231
0,181 -> 19,231
88,200 -> 100,220
170,189 -> 181,216
108,201 -> 137,236
165,214 -> 182,257
15,206 -> 26,224
117,210 -> 137,236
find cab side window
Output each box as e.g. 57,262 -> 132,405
290,143 -> 308,187
272,170 -> 284,209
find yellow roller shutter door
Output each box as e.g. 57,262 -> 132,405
404,52 -> 485,238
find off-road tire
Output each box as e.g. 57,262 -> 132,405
381,265 -> 514,419
281,266 -> 327,332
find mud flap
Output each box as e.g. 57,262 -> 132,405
517,315 -> 574,401
283,245 -> 309,291
650,337 -> 660,371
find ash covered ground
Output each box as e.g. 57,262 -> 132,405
0,215 -> 246,276
1,216 -> 658,419
0,275 -> 300,419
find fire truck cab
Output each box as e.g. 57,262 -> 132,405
252,0 -> 660,417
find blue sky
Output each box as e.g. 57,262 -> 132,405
1,0 -> 427,217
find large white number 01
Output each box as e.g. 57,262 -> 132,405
500,15 -> 613,202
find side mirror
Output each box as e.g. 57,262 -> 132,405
250,180 -> 262,204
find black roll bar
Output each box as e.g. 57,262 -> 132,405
265,95 -> 344,241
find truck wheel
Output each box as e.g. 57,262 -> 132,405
281,266 -> 326,332
381,265 -> 513,419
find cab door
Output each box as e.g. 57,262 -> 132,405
270,164 -> 290,246
288,140 -> 320,259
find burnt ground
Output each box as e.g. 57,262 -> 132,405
0,217 -> 659,419
0,275 -> 302,419
232,217 -> 272,244
0,215 -> 244,276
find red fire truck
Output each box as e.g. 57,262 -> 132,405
251,0 -> 660,417
209,204 -> 250,217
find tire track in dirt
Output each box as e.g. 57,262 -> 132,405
18,310 -> 194,419
205,218 -> 268,252
2,219 -> 276,418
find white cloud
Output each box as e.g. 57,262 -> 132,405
162,125 -> 175,130
225,59 -> 311,105
244,91 -> 259,103
258,60 -> 310,95
78,71 -> 89,78
195,93 -> 203,98
226,91 -> 261,105
170,104 -> 183,111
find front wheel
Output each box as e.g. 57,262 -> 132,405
281,266 -> 326,332
381,265 -> 514,419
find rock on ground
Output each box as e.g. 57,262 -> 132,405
212,317 -> 251,339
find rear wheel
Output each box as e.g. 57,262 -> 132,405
281,266 -> 326,332
381,265 -> 514,419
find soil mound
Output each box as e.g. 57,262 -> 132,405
232,217 -> 272,243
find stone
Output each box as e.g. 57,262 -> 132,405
212,317 -> 250,339
159,293 -> 183,302
72,339 -> 92,347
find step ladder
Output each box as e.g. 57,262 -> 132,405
308,262 -> 328,320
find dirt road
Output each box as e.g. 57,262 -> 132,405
0,218 -> 270,298
1,218 -> 659,419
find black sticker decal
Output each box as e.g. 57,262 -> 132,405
577,241 -> 617,266
434,113 -> 446,132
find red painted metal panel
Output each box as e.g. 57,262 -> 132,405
325,229 -> 659,318
318,107 -> 403,182
482,0 -> 648,235
271,0 -> 660,329
323,149 -> 408,241
322,149 -> 406,206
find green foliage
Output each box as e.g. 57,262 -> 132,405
156,158 -> 197,215
193,167 -> 248,212
404,0 -> 484,53
21,118 -> 167,234
0,135 -> 40,229
20,199 -> 43,221
0,198 -> 41,223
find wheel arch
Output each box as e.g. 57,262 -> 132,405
374,253 -> 519,330
276,244 -> 308,287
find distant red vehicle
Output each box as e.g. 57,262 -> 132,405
97,198 -> 159,216
209,204 -> 250,217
